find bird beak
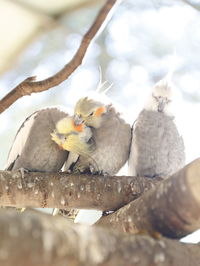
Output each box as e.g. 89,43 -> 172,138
73,114 -> 83,125
158,99 -> 165,112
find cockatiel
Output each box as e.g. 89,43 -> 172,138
72,94 -> 132,175
51,115 -> 93,171
51,114 -> 94,218
5,106 -> 93,174
5,107 -> 69,172
60,94 -> 131,225
128,77 -> 185,178
5,107 -> 93,217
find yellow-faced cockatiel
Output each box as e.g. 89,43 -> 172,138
72,93 -> 132,176
128,77 -> 185,178
67,93 -> 132,224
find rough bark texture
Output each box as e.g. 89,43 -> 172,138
0,209 -> 200,266
97,158 -> 200,239
0,170 -> 160,211
0,0 -> 118,114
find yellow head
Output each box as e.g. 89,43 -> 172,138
51,116 -> 93,157
74,97 -> 107,128
55,117 -> 84,134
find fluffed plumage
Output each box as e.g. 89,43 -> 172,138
73,94 -> 132,175
5,107 -> 93,173
5,107 -> 93,218
5,107 -> 69,172
128,77 -> 185,178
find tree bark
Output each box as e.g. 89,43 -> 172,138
0,0 -> 119,114
0,209 -> 200,266
0,170 -> 159,211
97,158 -> 200,239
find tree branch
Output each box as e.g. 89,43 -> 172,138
0,0 -> 119,114
181,0 -> 200,11
0,209 -> 200,266
0,170 -> 160,211
97,158 -> 200,239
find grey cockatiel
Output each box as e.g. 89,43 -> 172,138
5,107 -> 93,172
128,77 -> 185,178
5,107 -> 69,172
71,93 -> 132,224
5,107 -> 93,217
73,93 -> 132,175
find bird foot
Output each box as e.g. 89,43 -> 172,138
95,170 -> 109,176
102,210 -> 114,216
17,168 -> 29,179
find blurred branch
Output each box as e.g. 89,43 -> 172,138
97,158 -> 200,239
181,0 -> 200,11
1,209 -> 200,266
0,170 -> 159,211
0,0 -> 119,114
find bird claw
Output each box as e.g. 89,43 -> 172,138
52,208 -> 79,220
102,210 -> 114,216
100,171 -> 109,176
72,167 -> 85,175
17,168 -> 29,179
88,164 -> 108,176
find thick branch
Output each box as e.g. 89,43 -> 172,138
0,209 -> 200,266
0,0 -> 119,114
97,159 -> 200,239
0,171 -> 159,211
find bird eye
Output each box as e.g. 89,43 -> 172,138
89,112 -> 94,117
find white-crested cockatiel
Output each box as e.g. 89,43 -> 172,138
72,93 -> 132,176
128,77 -> 185,178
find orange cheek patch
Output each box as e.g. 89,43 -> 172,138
58,144 -> 64,150
95,106 -> 106,117
71,120 -> 83,132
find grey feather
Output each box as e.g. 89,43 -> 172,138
74,105 -> 132,175
129,110 -> 185,178
5,107 -> 69,172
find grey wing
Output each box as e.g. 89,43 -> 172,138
132,110 -> 185,177
132,110 -> 167,177
162,118 -> 185,175
89,114 -> 132,175
5,107 -> 69,172
128,119 -> 137,176
5,111 -> 39,170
